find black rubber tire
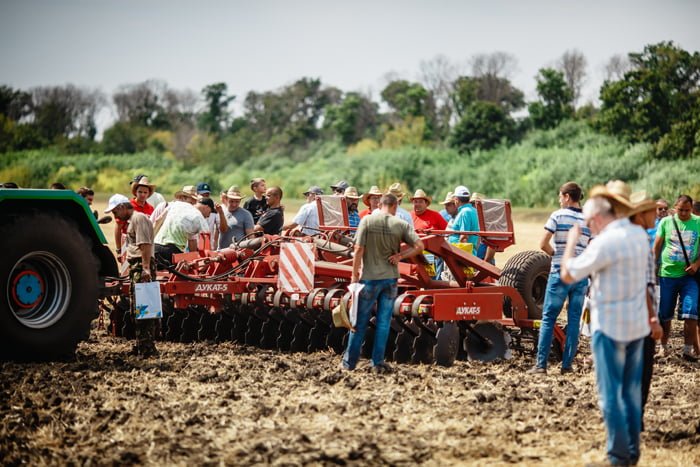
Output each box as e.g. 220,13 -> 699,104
499,250 -> 551,319
0,214 -> 99,360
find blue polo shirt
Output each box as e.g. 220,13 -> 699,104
448,203 -> 480,249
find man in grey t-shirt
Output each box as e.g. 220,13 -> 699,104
218,186 -> 255,249
341,194 -> 423,373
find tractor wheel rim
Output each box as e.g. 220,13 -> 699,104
7,251 -> 71,329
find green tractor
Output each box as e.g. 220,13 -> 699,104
0,188 -> 118,360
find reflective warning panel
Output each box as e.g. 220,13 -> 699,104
278,243 -> 316,293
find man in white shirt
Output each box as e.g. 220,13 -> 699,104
282,186 -> 323,235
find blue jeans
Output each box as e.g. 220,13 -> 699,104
536,271 -> 588,369
658,275 -> 699,321
342,278 -> 397,369
591,331 -> 644,465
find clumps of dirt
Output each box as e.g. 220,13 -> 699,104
1,324 -> 699,465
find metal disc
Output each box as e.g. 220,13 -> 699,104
434,322 -> 460,367
197,311 -> 217,342
259,310 -> 281,349
180,307 -> 200,343
214,312 -> 234,343
244,312 -> 264,347
308,322 -> 330,352
465,322 -> 508,362
412,324 -> 436,364
361,318 -> 375,360
230,306 -> 249,343
277,315 -> 297,351
165,308 -> 185,341
326,326 -> 347,354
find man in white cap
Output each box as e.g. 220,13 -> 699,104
282,186 -> 323,235
105,194 -> 158,357
447,185 -> 480,251
219,186 -> 255,248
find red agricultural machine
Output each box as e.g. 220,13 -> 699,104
101,196 -> 562,366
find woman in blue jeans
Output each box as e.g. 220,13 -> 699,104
529,182 -> 591,374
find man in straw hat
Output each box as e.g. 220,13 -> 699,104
114,174 -> 157,255
560,181 -> 654,466
438,191 -> 458,223
360,185 -> 382,219
342,193 -> 424,374
410,189 -> 447,231
627,191 -> 664,431
653,194 -> 700,361
529,182 -> 591,375
149,185 -> 199,236
374,182 -> 413,227
282,186 -> 324,236
344,186 -> 362,228
105,193 -> 158,357
219,186 -> 254,249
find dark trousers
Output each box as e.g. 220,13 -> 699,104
641,333 -> 655,431
155,243 -> 181,269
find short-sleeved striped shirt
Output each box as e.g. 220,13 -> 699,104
544,207 -> 591,272
564,218 -> 652,342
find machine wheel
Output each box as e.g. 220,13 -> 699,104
434,322 -> 460,367
499,250 -> 550,319
0,214 -> 100,360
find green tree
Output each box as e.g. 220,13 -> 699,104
449,101 -> 516,153
451,76 -> 525,117
597,42 -> 700,158
101,122 -> 150,154
380,80 -> 437,140
324,92 -> 379,145
198,82 -> 234,135
528,68 -> 574,130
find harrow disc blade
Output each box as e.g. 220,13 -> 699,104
159,300 -> 175,341
244,313 -> 264,347
231,306 -> 250,343
393,330 -> 414,363
214,312 -> 234,343
465,322 -> 509,362
412,326 -> 436,365
278,317 -> 296,351
197,312 -> 217,342
434,322 -> 460,367
289,322 -> 311,352
326,326 -> 348,355
308,322 -> 331,352
384,318 -> 403,362
259,313 -> 280,350
109,297 -> 130,337
165,308 -> 185,341
180,307 -> 200,343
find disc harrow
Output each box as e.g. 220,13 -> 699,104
101,196 -> 565,366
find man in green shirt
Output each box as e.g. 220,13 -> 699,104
653,194 -> 700,360
342,194 -> 424,373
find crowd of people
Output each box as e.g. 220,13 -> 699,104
3,176 -> 698,465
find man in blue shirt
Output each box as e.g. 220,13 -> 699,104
447,186 -> 479,251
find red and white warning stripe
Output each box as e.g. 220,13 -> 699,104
278,243 -> 316,293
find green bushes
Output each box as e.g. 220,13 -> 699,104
2,121 -> 697,206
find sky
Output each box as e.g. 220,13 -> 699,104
1,0 -> 699,123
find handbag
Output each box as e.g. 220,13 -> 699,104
671,216 -> 700,281
134,281 -> 163,320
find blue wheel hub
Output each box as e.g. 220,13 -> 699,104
13,271 -> 44,308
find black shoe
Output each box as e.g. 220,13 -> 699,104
140,346 -> 159,358
682,350 -> 699,362
371,362 -> 393,374
527,366 -> 546,374
560,367 -> 574,375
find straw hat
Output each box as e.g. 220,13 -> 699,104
588,180 -> 633,217
628,191 -> 657,217
131,176 -> 156,196
362,185 -> 383,206
331,300 -> 352,329
344,186 -> 361,199
386,182 -> 405,200
439,191 -> 455,205
174,185 -> 198,201
222,185 -> 245,200
409,189 -> 431,206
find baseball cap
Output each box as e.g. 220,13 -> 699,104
330,180 -> 349,192
198,197 -> 215,212
303,186 -> 324,196
196,182 -> 211,194
104,194 -> 130,213
454,185 -> 471,197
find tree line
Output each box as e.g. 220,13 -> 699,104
1,41 -> 698,165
